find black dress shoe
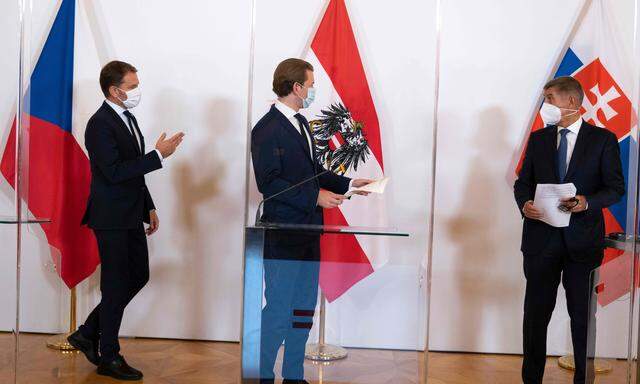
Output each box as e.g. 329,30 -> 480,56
97,355 -> 143,381
283,380 -> 310,384
67,330 -> 99,366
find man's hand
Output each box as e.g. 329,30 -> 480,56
560,195 -> 588,213
155,132 -> 185,158
350,178 -> 374,196
147,209 -> 159,236
317,190 -> 347,209
522,200 -> 543,220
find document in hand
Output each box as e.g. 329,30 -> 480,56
345,177 -> 389,198
533,183 -> 577,228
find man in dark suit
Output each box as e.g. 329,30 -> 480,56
67,60 -> 184,381
514,76 -> 625,384
251,58 -> 371,384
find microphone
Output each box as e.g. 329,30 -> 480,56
255,169 -> 330,225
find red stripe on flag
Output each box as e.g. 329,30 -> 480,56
320,206 -> 374,302
1,116 -> 99,288
311,0 -> 382,301
311,0 -> 383,169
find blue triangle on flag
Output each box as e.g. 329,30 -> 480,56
29,0 -> 75,133
555,48 -> 583,78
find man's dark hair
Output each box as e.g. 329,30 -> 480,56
272,58 -> 314,98
543,76 -> 584,104
99,60 -> 138,98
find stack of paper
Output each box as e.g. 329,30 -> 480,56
345,177 -> 389,197
533,183 -> 577,227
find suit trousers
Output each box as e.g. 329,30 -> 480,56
80,226 -> 149,362
260,240 -> 320,380
522,229 -> 601,384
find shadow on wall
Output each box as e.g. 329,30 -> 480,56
446,106 -> 522,350
136,89 -> 232,338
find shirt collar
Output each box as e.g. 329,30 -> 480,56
559,117 -> 582,135
274,100 -> 298,119
105,98 -> 128,116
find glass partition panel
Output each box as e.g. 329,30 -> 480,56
586,252 -> 636,384
13,0 -> 75,382
243,0 -> 437,382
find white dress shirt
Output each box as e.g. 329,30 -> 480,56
557,117 -> 587,210
557,117 -> 582,168
105,99 -> 163,162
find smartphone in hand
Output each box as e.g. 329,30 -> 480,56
558,197 -> 579,212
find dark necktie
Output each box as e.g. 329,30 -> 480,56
557,128 -> 569,181
123,110 -> 141,154
294,113 -> 312,157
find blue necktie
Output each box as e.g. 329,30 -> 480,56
557,128 -> 569,181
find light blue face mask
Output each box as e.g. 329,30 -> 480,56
298,84 -> 316,108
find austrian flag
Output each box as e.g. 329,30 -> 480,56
303,0 -> 389,302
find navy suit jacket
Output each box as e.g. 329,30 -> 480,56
251,105 -> 351,226
514,120 -> 625,262
82,102 -> 162,230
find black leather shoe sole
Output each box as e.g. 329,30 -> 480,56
67,331 -> 99,366
97,365 -> 143,381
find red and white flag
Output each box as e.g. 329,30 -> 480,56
303,0 -> 388,302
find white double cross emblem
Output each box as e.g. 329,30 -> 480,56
581,83 -> 621,126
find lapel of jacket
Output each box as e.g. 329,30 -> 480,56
564,120 -> 591,182
543,125 -> 560,183
271,105 -> 314,165
102,102 -> 140,155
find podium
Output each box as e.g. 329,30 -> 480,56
240,222 -> 409,382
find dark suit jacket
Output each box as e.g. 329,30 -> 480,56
514,120 -> 625,262
251,105 -> 351,226
82,102 -> 162,230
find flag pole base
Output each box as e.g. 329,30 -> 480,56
45,332 -> 77,352
557,355 -> 613,374
46,287 -> 78,352
305,343 -> 348,361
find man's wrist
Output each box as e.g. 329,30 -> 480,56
154,149 -> 164,162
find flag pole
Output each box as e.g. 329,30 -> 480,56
46,287 -> 77,351
305,292 -> 347,361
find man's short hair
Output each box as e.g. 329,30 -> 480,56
543,76 -> 584,104
272,58 -> 314,98
99,60 -> 138,98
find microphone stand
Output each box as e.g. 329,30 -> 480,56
254,169 -> 329,226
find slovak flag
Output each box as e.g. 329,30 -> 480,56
1,0 -> 99,288
517,0 -> 634,306
303,0 -> 389,302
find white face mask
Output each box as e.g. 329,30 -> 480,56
296,83 -> 316,109
117,87 -> 142,109
539,102 -> 579,126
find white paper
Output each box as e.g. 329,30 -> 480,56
533,183 -> 577,227
345,177 -> 389,197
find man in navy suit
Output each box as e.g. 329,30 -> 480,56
251,58 -> 371,384
67,60 -> 184,381
514,76 -> 625,384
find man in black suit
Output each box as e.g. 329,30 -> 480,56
514,76 -> 625,384
67,60 -> 184,381
251,58 -> 371,384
